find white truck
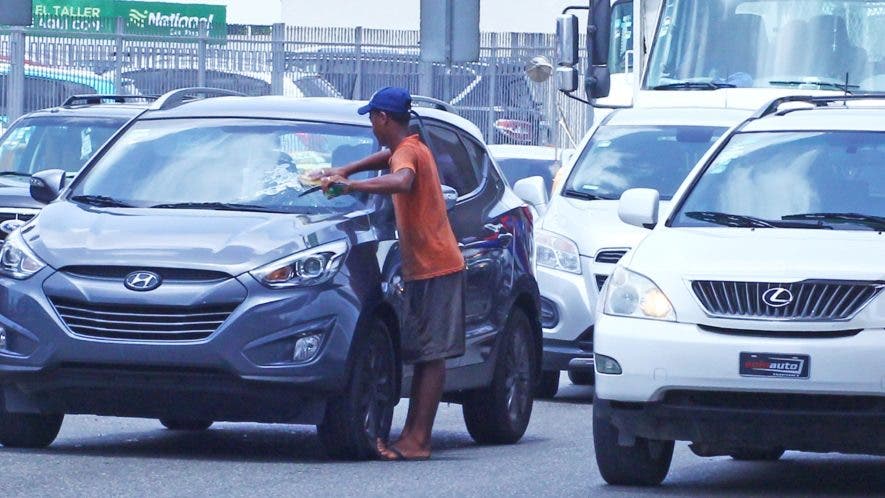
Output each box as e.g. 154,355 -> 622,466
560,0 -> 884,111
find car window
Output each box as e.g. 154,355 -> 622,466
73,118 -> 379,214
564,125 -> 726,200
425,125 -> 480,196
0,116 -> 125,176
459,134 -> 491,191
672,131 -> 885,231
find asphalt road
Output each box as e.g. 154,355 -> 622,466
1,375 -> 882,498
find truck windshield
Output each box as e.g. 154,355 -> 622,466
671,131 -> 885,231
563,125 -> 726,201
645,0 -> 885,93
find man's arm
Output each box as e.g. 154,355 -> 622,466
309,149 -> 392,180
322,168 -> 414,195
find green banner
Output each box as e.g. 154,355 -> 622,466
31,0 -> 227,38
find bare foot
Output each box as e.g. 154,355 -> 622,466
376,437 -> 431,461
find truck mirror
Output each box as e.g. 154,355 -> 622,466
587,0 -> 613,66
557,67 -> 579,93
556,15 -> 579,67
587,66 -> 611,99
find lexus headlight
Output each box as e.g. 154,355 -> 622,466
0,229 -> 46,280
251,240 -> 348,289
535,230 -> 582,274
603,267 -> 675,321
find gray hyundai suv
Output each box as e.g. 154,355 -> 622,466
0,88 -> 543,459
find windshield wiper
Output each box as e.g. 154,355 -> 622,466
651,81 -> 737,90
0,172 -> 32,178
782,213 -> 885,231
70,195 -> 134,208
685,211 -> 835,229
769,80 -> 859,92
150,202 -> 277,213
562,189 -> 613,201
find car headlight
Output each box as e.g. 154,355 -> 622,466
603,266 -> 675,321
535,230 -> 581,274
0,229 -> 47,280
250,240 -> 348,289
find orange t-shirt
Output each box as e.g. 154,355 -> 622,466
389,135 -> 465,281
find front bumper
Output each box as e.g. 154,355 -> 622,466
594,314 -> 885,402
0,268 -> 366,423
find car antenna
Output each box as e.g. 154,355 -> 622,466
843,72 -> 851,102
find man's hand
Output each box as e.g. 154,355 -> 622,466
321,174 -> 354,194
306,167 -> 347,182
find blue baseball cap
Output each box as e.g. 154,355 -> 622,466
357,86 -> 412,115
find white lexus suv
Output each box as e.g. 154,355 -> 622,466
593,95 -> 885,486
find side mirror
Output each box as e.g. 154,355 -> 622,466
618,188 -> 660,229
556,15 -> 579,67
513,176 -> 549,215
441,185 -> 458,211
586,0 -> 613,99
556,66 -> 579,93
30,169 -> 67,204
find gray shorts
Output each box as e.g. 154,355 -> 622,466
401,271 -> 466,364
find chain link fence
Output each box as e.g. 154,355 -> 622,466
1,20 -> 593,148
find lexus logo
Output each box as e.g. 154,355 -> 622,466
124,271 -> 162,291
762,287 -> 793,308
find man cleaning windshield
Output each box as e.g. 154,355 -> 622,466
313,87 -> 466,461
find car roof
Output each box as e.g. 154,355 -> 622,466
140,95 -> 487,143
487,144 -> 566,160
740,105 -> 885,133
604,107 -> 753,128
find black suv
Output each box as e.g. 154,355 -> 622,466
0,88 -> 544,459
0,95 -> 154,241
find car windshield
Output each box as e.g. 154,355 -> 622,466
563,125 -> 726,200
71,118 -> 379,214
0,116 -> 125,180
497,157 -> 559,191
646,0 -> 885,93
672,131 -> 885,231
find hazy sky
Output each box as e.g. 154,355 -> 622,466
168,0 -> 579,32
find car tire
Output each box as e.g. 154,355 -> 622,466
463,308 -> 535,445
730,447 -> 785,461
567,369 -> 595,386
535,370 -> 559,399
159,419 -> 213,431
0,410 -> 63,448
593,397 -> 673,486
318,318 -> 396,460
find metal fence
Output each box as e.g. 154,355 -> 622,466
1,20 -> 593,148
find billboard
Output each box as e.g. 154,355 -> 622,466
30,0 -> 226,37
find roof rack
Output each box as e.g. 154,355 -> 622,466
150,87 -> 245,111
753,94 -> 885,119
411,95 -> 456,114
62,94 -> 160,107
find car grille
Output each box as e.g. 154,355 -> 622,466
691,280 -> 884,321
50,297 -> 239,341
595,249 -> 627,264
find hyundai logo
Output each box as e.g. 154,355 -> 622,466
124,271 -> 162,291
762,287 -> 793,308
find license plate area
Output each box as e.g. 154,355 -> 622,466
740,352 -> 809,379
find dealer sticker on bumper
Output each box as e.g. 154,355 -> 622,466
740,352 -> 810,379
